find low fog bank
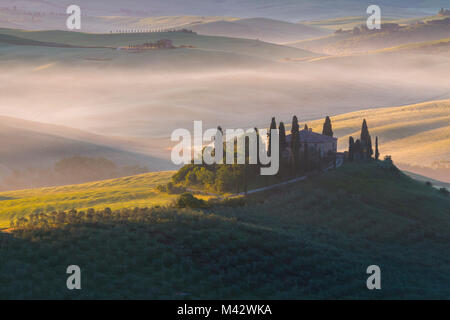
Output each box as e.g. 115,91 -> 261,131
1,52 -> 449,161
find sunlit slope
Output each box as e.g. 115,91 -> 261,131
288,16 -> 450,54
89,15 -> 239,33
303,16 -> 381,31
0,171 -> 176,228
302,15 -> 449,31
373,38 -> 450,55
307,100 -> 450,167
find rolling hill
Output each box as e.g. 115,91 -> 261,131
303,100 -> 450,180
403,171 -> 450,190
0,28 -> 318,64
373,37 -> 450,54
59,15 -> 331,43
187,17 -> 331,43
1,161 -> 449,299
0,170 -> 177,229
288,17 -> 450,54
301,14 -> 450,31
0,116 -> 173,184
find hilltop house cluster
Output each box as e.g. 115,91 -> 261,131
284,128 -> 337,159
264,115 -> 378,172
257,115 -> 339,174
125,39 -> 175,50
173,116 -> 380,194
438,8 -> 450,16
110,28 -> 196,34
335,9 -> 450,35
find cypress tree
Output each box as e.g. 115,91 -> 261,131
367,135 -> 373,158
254,127 -> 260,167
267,117 -> 277,157
290,116 -> 300,174
277,122 -> 287,178
360,119 -> 373,158
244,135 -> 249,194
304,141 -> 309,172
348,136 -> 355,162
279,122 -> 287,154
214,126 -> 225,162
360,119 -> 369,144
322,116 -> 333,137
354,139 -> 362,157
304,124 -> 308,131
375,136 -> 380,160
291,115 -> 299,135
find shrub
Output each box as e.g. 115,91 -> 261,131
156,184 -> 167,192
209,197 -> 247,208
175,193 -> 207,209
156,182 -> 185,194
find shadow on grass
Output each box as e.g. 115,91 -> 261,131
0,196 -> 15,201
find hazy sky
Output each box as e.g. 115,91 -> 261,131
1,0 -> 445,21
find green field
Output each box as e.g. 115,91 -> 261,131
0,171 -> 178,229
1,161 -> 449,299
0,28 -> 316,64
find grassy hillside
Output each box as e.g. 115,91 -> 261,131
403,171 -> 450,190
288,17 -> 450,54
189,17 -> 330,43
373,38 -> 450,54
304,100 -> 450,175
303,16 -> 396,31
0,116 -> 172,183
71,16 -> 331,43
302,15 -> 449,31
0,33 -> 76,47
0,28 -> 317,64
0,171 -> 177,229
1,161 -> 449,299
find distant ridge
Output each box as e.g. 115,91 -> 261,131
188,17 -> 331,43
0,116 -> 174,178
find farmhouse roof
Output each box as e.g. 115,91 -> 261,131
285,129 -> 337,144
